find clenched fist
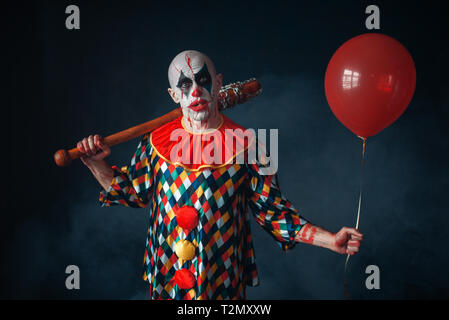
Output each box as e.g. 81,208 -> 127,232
332,227 -> 363,255
77,134 -> 111,166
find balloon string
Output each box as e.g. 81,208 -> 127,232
344,137 -> 366,299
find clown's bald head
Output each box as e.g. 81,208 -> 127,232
168,50 -> 222,122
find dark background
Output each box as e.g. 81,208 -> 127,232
3,0 -> 448,299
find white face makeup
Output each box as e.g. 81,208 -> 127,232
168,50 -> 221,123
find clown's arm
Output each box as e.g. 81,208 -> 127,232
295,224 -> 362,255
77,133 -> 154,208
76,134 -> 114,191
247,162 -> 362,255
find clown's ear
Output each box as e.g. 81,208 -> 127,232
167,88 -> 180,104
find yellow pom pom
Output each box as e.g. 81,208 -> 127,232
174,239 -> 196,261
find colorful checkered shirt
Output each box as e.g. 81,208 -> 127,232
99,124 -> 309,300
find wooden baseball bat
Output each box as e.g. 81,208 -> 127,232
54,78 -> 262,167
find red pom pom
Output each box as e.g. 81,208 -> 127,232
174,269 -> 196,289
175,206 -> 199,231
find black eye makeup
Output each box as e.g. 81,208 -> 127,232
180,79 -> 192,89
175,63 -> 213,94
176,70 -> 192,91
194,64 -> 212,91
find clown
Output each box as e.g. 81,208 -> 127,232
77,50 -> 363,300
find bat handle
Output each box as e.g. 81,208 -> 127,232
54,148 -> 82,167
54,107 -> 184,167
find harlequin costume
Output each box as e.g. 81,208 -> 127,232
99,114 -> 310,300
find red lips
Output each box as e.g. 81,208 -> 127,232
188,99 -> 209,112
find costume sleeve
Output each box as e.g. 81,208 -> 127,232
246,161 -> 310,251
99,133 -> 154,208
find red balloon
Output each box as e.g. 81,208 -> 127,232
325,33 -> 416,138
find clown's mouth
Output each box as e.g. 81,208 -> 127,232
188,99 -> 209,112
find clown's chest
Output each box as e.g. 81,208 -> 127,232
150,155 -> 250,228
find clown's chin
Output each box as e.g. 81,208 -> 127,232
190,109 -> 210,121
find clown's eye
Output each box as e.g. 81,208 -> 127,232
193,64 -> 212,89
197,74 -> 211,86
180,81 -> 192,89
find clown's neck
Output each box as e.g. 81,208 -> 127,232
182,111 -> 222,134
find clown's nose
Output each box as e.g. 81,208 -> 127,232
191,88 -> 202,97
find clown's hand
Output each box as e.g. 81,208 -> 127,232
332,227 -> 363,255
76,134 -> 114,192
77,134 -> 111,166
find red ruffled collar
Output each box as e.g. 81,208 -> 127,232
150,114 -> 254,171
